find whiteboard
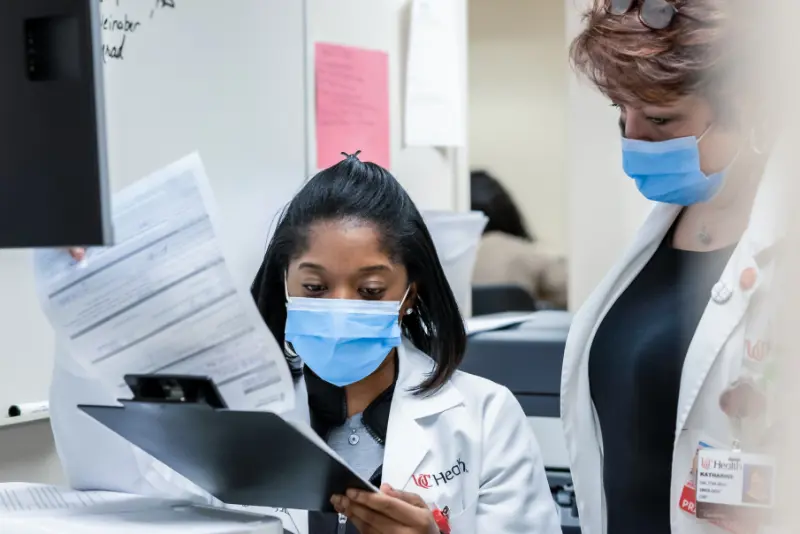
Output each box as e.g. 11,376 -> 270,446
0,0 -> 307,411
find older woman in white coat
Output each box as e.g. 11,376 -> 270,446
561,1 -> 781,533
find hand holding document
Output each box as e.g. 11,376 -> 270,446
33,154 -> 294,414
33,154 -> 376,514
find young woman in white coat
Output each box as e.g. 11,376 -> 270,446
51,153 -> 561,534
562,1 -> 781,534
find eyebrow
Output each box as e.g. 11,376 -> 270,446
641,107 -> 683,118
358,265 -> 391,273
297,262 -> 391,273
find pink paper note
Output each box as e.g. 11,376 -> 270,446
315,42 -> 390,169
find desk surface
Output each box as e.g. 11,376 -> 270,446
0,412 -> 49,430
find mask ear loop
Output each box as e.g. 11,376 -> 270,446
697,123 -> 743,194
283,273 -> 299,357
399,285 -> 413,316
696,124 -> 734,184
696,123 -> 714,143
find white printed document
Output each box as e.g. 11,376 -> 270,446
33,153 -> 294,414
32,155 -> 375,517
404,0 -> 465,147
0,484 -> 281,534
0,483 -> 146,514
465,312 -> 538,336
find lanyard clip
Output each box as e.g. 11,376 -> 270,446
731,416 -> 743,452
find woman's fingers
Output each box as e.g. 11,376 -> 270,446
333,491 -> 435,534
344,503 -> 388,532
346,489 -> 429,526
346,516 -> 374,534
332,494 -> 394,532
68,248 -> 86,261
380,484 -> 427,508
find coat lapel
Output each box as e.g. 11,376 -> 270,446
674,151 -> 784,438
381,341 -> 463,490
673,242 -> 756,439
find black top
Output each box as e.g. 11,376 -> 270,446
588,228 -> 735,534
305,366 -> 393,534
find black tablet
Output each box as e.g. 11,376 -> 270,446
79,399 -> 376,512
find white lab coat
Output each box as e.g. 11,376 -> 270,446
561,150 -> 785,534
51,338 -> 561,534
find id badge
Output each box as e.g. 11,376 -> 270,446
679,442 -> 761,534
696,449 -> 775,523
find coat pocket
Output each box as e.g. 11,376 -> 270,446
445,498 -> 478,534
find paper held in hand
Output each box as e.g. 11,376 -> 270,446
33,153 -> 295,415
33,153 -> 378,508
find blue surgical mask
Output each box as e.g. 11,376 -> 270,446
621,128 -> 733,206
284,287 -> 409,387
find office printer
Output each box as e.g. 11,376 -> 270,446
461,311 -> 579,534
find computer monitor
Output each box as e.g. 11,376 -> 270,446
0,0 -> 111,248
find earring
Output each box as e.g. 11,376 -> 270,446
405,308 -> 414,315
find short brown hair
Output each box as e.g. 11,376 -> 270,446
570,0 -> 744,117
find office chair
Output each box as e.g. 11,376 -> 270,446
471,284 -> 537,316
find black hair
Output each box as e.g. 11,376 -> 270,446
470,170 -> 534,241
251,152 -> 466,395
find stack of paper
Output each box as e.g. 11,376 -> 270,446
0,483 -> 281,534
0,483 -> 154,514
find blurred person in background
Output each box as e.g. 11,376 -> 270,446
560,1 -> 782,533
470,170 -> 568,309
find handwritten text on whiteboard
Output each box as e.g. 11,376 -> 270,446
98,0 -> 176,63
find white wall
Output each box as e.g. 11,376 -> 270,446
564,0 -> 650,308
468,0 -> 567,254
